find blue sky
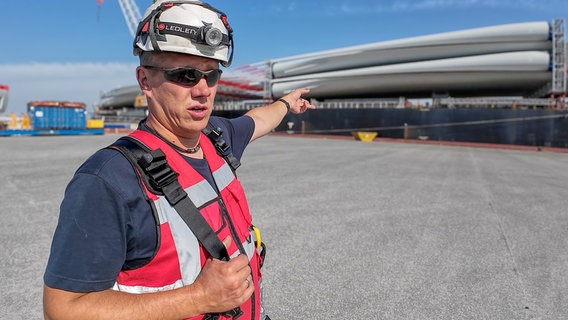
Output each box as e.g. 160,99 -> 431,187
0,0 -> 566,115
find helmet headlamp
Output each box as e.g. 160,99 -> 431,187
201,25 -> 223,47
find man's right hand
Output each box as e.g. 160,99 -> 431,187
190,236 -> 254,314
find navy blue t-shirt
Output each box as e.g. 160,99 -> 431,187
44,116 -> 255,292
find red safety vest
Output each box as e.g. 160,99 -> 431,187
112,129 -> 263,320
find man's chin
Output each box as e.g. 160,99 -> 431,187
187,117 -> 210,132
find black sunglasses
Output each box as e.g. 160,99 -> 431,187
142,65 -> 223,86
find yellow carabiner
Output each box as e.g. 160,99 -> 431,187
252,226 -> 262,249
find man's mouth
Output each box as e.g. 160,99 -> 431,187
187,105 -> 208,118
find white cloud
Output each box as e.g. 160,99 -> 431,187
332,0 -> 558,14
287,2 -> 298,11
0,62 -> 138,115
270,2 -> 299,12
393,0 -> 529,11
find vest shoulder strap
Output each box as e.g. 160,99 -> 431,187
110,136 -> 230,261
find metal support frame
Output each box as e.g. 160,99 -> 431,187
551,18 -> 566,96
265,60 -> 275,101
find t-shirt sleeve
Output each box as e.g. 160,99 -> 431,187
209,115 -> 255,160
44,149 -> 151,292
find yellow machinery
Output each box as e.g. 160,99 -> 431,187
86,119 -> 105,129
352,131 -> 378,142
7,113 -> 31,130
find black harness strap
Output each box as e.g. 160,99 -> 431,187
203,123 -> 241,173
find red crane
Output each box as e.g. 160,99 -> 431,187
97,0 -> 103,21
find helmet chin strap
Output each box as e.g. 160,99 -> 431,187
148,12 -> 163,53
222,37 -> 234,67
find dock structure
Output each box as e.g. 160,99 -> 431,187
1,134 -> 568,319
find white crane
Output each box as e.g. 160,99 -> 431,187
117,0 -> 143,38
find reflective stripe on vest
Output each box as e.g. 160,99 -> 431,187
112,129 -> 262,319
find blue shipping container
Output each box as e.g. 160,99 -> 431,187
27,101 -> 87,130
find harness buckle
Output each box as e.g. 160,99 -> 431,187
203,125 -> 241,172
138,149 -> 185,204
223,307 -> 244,319
203,307 -> 243,320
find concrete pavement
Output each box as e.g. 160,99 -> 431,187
1,133 -> 567,319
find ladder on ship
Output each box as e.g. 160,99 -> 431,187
551,18 -> 566,97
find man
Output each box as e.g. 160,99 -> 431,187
43,1 -> 315,319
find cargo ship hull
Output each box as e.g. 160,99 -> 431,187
214,108 -> 568,148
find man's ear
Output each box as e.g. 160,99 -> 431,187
136,66 -> 150,91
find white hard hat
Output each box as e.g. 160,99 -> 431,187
133,1 -> 234,67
